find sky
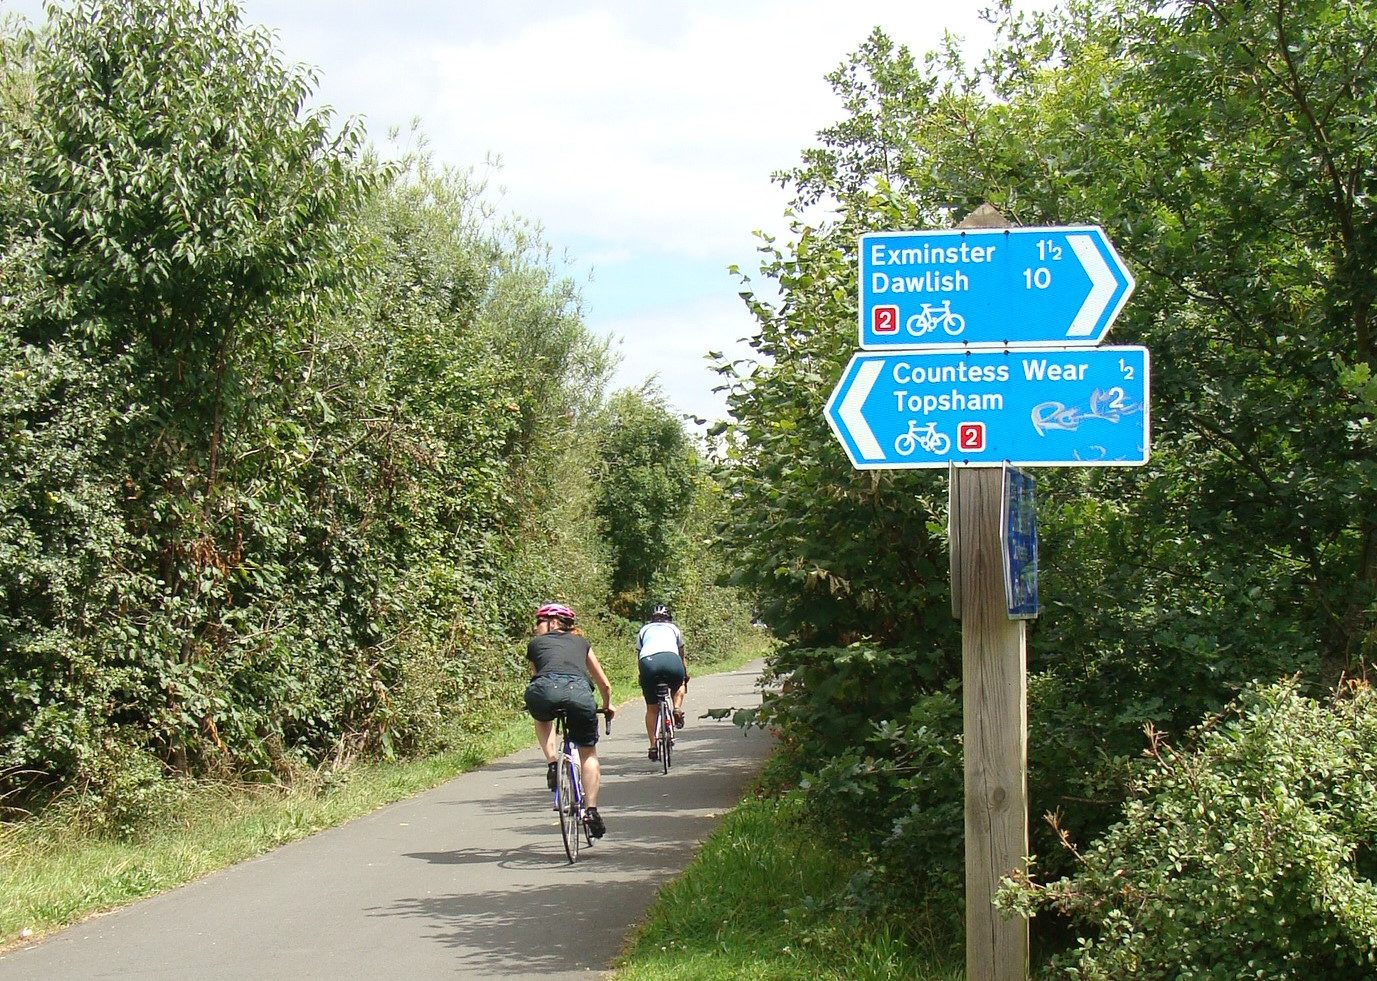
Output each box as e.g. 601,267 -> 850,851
3,1 -> 1051,425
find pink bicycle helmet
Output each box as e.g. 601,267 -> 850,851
536,602 -> 576,623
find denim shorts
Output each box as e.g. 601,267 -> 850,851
524,674 -> 598,746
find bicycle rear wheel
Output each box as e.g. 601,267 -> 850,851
658,704 -> 672,774
558,756 -> 581,863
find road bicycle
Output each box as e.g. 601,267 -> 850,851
894,420 -> 952,456
653,683 -> 676,775
552,707 -> 611,863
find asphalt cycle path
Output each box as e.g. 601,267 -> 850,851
0,662 -> 773,979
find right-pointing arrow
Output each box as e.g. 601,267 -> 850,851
840,360 -> 884,460
1066,234 -> 1115,338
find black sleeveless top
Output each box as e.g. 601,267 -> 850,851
526,631 -> 591,678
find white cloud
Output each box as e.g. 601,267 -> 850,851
599,291 -> 761,424
11,0 -> 1054,423
251,1 -> 1012,261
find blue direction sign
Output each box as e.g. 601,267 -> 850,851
859,226 -> 1134,349
825,346 -> 1150,469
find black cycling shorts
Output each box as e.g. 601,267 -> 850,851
637,651 -> 686,705
524,674 -> 599,746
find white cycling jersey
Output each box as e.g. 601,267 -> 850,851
637,621 -> 683,660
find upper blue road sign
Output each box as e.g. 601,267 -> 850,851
824,346 -> 1150,469
859,226 -> 1135,350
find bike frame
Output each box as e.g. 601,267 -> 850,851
655,684 -> 674,774
551,708 -> 610,863
552,714 -> 589,862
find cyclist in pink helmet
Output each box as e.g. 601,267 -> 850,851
524,602 -> 615,837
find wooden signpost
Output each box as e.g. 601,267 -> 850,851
953,204 -> 1029,979
826,203 -> 1147,980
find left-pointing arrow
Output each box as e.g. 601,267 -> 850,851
840,360 -> 884,460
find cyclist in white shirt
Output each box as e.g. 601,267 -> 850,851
636,605 -> 687,761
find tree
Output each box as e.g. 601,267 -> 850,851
593,386 -> 698,608
0,0 -> 619,808
720,0 -> 1377,948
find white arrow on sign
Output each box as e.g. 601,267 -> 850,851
1067,234 -> 1116,338
838,359 -> 884,460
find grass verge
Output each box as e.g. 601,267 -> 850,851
611,790 -> 963,981
0,646 -> 768,952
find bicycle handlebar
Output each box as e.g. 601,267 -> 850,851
597,707 -> 613,735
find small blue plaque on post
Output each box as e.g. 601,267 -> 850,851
1001,465 -> 1039,619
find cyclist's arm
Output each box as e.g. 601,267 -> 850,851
585,649 -> 615,717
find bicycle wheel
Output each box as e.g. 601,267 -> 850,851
558,755 -> 580,863
658,704 -> 672,774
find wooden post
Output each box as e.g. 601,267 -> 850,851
956,466 -> 1028,979
955,204 -> 1029,981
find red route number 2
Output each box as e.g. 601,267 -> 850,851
958,422 -> 986,452
872,305 -> 900,334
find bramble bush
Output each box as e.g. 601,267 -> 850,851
999,680 -> 1377,978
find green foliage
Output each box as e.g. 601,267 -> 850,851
719,0 -> 1377,967
712,222 -> 954,646
1001,680 -> 1377,978
0,0 -> 759,832
594,386 -> 697,603
0,0 -> 649,826
760,642 -> 952,751
752,643 -> 965,911
589,385 -> 761,663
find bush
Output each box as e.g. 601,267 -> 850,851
799,691 -> 966,907
999,679 -> 1377,978
758,642 -> 965,913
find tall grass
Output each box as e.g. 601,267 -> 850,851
614,791 -> 963,980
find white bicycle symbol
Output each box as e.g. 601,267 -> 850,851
906,300 -> 966,338
894,421 -> 952,456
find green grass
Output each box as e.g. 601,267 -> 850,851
612,791 -> 964,980
0,644 -> 769,952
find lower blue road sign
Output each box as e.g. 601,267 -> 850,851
825,346 -> 1150,469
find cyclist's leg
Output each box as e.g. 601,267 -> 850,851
557,680 -> 602,805
524,677 -> 560,763
671,656 -> 688,724
533,720 -> 557,762
637,658 -> 661,751
577,744 -> 601,806
643,654 -> 685,731
579,743 -> 606,839
644,704 -> 659,750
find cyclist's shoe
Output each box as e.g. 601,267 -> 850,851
648,745 -> 659,762
546,761 -> 558,790
673,709 -> 685,729
585,807 -> 606,839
